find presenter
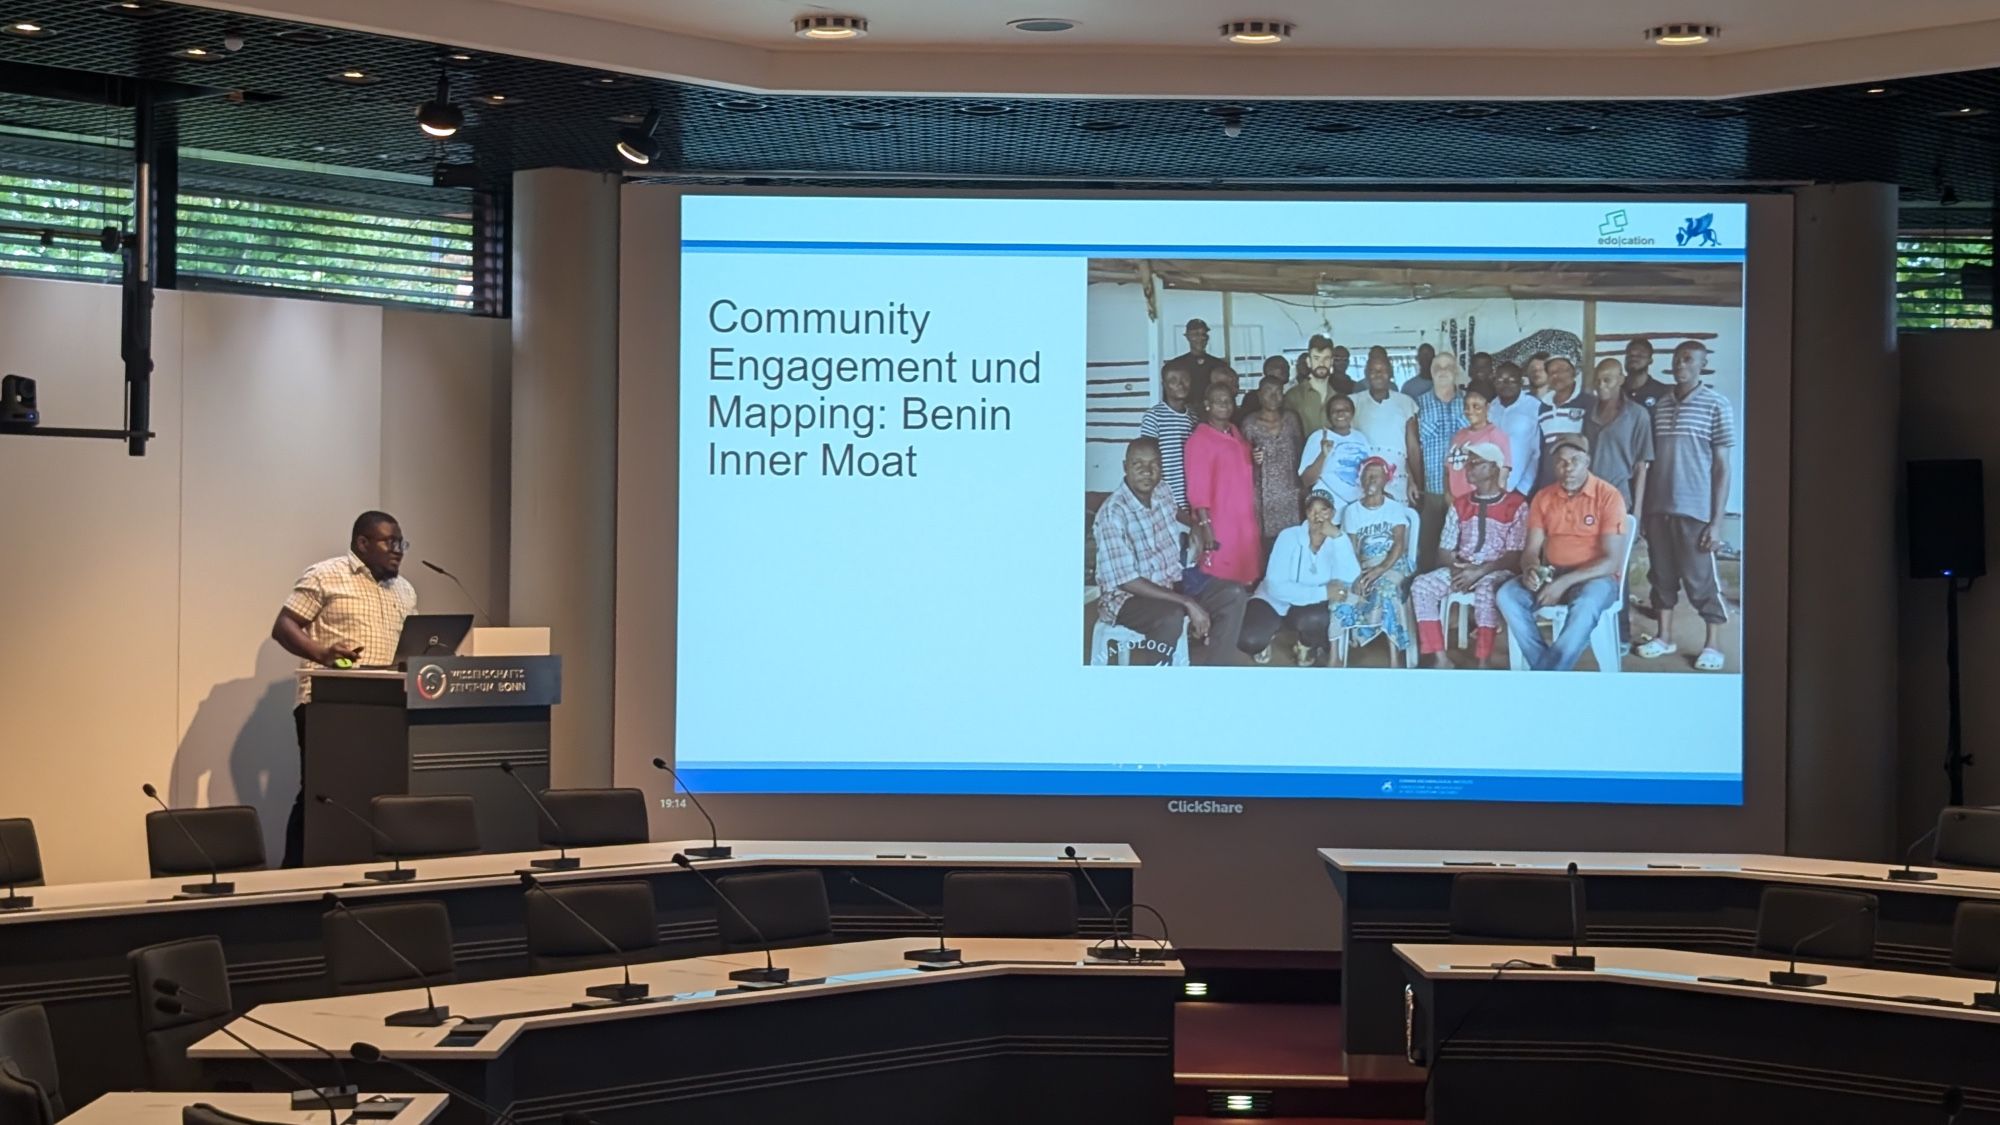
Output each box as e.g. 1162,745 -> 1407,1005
269,511 -> 417,867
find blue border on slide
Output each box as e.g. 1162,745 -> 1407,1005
682,240 -> 1747,263
671,765 -> 1742,805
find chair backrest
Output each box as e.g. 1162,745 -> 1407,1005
1951,901 -> 2000,975
0,821 -> 42,889
128,936 -> 232,1090
0,1068 -> 52,1125
941,871 -> 1079,938
712,869 -> 833,951
537,789 -> 649,849
145,807 -> 266,878
0,1003 -> 62,1121
1754,886 -> 1877,963
369,796 -> 480,860
524,881 -> 658,974
1934,807 -> 2000,870
322,901 -> 457,996
1448,872 -> 1579,943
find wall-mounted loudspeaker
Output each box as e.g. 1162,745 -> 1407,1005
1908,459 -> 1986,579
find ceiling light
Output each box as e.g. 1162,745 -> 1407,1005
1546,123 -> 1600,136
956,102 -> 1013,117
103,1 -> 165,13
1221,19 -> 1293,45
617,107 -> 663,165
793,14 -> 868,39
273,27 -> 332,44
478,93 -> 515,106
416,73 -> 463,138
2,20 -> 53,38
441,51 -> 476,63
584,74 -> 633,89
171,47 -> 225,61
1644,23 -> 1718,46
1443,106 -> 1501,119
716,98 -> 769,113
608,111 -> 647,126
844,119 -> 893,131
1007,17 -> 1077,33
326,69 -> 382,86
1864,87 -> 1888,95
1691,104 -> 1745,118
1076,119 -> 1127,132
1305,120 -> 1362,134
1936,106 -> 1989,119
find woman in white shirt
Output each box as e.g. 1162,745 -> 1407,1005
1237,492 -> 1361,667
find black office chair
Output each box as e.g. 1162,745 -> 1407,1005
0,1003 -> 62,1123
129,936 -> 233,1090
524,880 -> 659,973
145,807 -> 266,879
1934,807 -> 2000,870
1950,901 -> 2000,976
537,789 -> 649,848
322,900 -> 457,996
1447,872 -> 1579,942
0,820 -> 43,890
369,795 -> 480,860
941,870 -> 1079,937
712,869 -> 834,952
1754,887 -> 1877,964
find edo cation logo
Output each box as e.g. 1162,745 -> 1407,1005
1167,799 -> 1245,815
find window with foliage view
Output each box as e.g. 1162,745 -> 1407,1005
1897,237 -> 1995,330
176,191 -> 479,312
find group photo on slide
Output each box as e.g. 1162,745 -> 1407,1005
1085,256 -> 1746,673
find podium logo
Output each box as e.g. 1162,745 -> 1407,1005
415,663 -> 449,701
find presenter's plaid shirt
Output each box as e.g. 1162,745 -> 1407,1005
284,552 -> 417,703
1093,481 -> 1183,624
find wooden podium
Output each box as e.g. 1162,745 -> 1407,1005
301,655 -> 562,865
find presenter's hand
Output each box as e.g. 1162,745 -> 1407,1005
1183,600 -> 1213,641
319,640 -> 363,667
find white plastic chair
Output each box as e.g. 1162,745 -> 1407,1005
1505,521 -> 1637,673
1443,589 -> 1477,649
1333,504 -> 1420,669
1090,618 -> 1191,666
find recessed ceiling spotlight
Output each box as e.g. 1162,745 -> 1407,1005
1008,17 -> 1078,32
102,1 -> 164,15
1691,104 -> 1746,118
794,14 -> 868,39
477,93 -> 515,106
1546,123 -> 1600,136
716,98 -> 769,113
584,74 -> 634,89
171,46 -> 225,61
616,108 -> 663,165
1862,86 -> 1890,96
608,111 -> 647,126
1076,119 -> 1127,132
844,119 -> 894,131
1221,19 -> 1293,45
326,69 -> 383,86
1305,120 -> 1363,134
956,102 -> 1013,117
1937,106 -> 1989,118
1792,121 -> 1832,132
273,27 -> 333,44
2,21 -> 54,38
1644,22 -> 1718,46
1443,106 -> 1501,119
1203,104 -> 1253,119
439,50 -> 480,65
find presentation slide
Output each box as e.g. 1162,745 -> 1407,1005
675,194 -> 1748,805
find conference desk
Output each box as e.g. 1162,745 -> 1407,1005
2,839 -> 1136,1108
194,938 -> 1179,1125
1321,847 -> 2000,1061
66,1093 -> 446,1124
1399,942 -> 2000,1124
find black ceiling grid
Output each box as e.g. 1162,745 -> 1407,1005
0,0 -> 1987,229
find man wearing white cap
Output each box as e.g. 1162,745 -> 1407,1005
1410,442 -> 1529,667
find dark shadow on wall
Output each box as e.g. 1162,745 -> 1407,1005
170,641 -> 298,863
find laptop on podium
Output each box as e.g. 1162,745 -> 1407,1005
391,613 -> 474,666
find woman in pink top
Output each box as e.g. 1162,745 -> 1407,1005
1444,380 -> 1513,503
1185,380 -> 1262,585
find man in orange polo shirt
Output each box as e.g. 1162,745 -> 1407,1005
1498,436 -> 1631,671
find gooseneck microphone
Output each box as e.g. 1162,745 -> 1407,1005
142,783 -> 234,896
419,560 -> 491,626
1551,862 -> 1596,970
155,998 -> 339,1125
1770,901 -> 1875,987
650,758 -> 730,859
498,762 -> 581,871
1892,821 -> 1944,882
1065,846 -> 1135,962
842,871 -> 961,966
0,823 -> 31,911
672,853 -> 788,984
154,978 -> 357,1109
350,1042 -> 522,1125
517,874 -> 648,1002
314,795 -> 416,883
321,894 -> 451,1026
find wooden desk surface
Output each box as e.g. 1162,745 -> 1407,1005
193,938 -> 1180,1062
65,1093 -> 446,1125
1319,847 -> 2000,898
1394,942 -> 2000,1024
1,841 -> 1140,925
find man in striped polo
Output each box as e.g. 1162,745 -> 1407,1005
1636,341 -> 1735,672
